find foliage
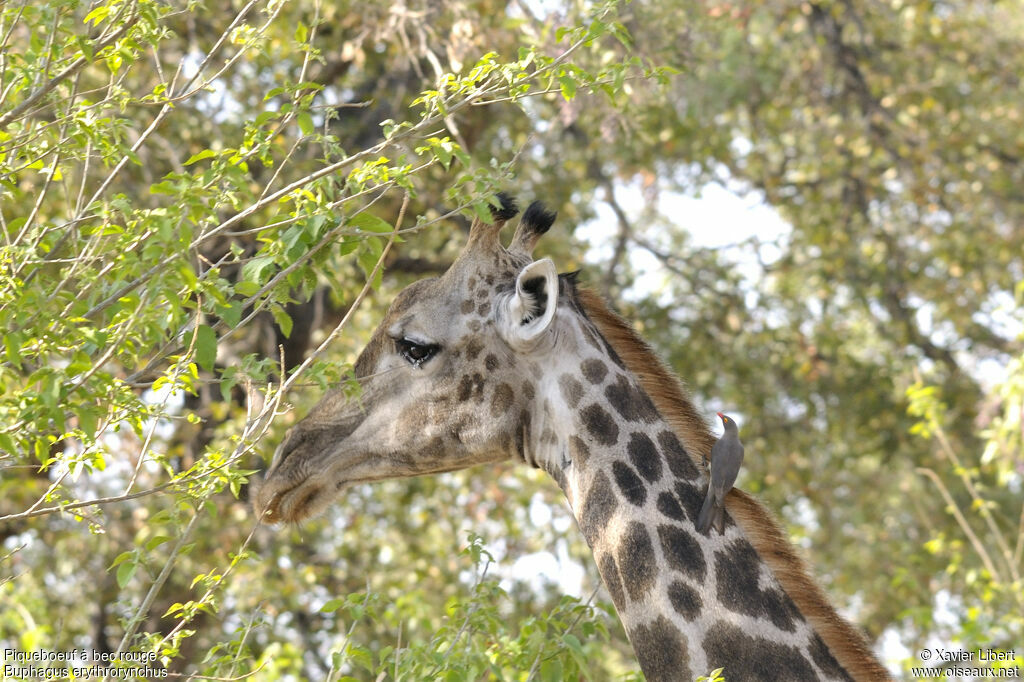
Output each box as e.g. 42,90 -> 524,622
1,0 -> 1022,679
315,535 -> 614,682
606,1 -> 1024,667
0,0 -> 648,677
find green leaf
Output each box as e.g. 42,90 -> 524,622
83,6 -> 110,26
472,200 -> 492,223
229,474 -> 245,499
4,331 -> 23,369
109,551 -> 134,569
561,632 -> 588,671
540,659 -> 563,682
220,373 -> 238,403
145,536 -> 172,551
34,438 -> 50,464
234,281 -> 261,297
272,306 -> 293,338
337,236 -> 359,256
116,560 -> 137,588
194,324 -> 217,372
149,180 -> 178,195
66,350 -> 93,375
185,149 -> 218,165
347,645 -> 373,673
218,301 -> 242,327
241,256 -> 275,283
356,237 -> 384,290
558,75 -> 577,101
297,112 -> 314,136
77,408 -> 98,439
348,212 -> 393,233
321,598 -> 345,613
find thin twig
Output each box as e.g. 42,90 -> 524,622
109,507 -> 203,669
325,580 -> 375,682
525,585 -> 601,681
0,10 -> 140,131
931,424 -> 1020,583
915,467 -> 1001,581
427,558 -> 492,678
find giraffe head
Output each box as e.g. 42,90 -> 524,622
253,196 -> 564,523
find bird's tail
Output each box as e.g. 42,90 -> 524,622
713,507 -> 725,534
697,490 -> 716,534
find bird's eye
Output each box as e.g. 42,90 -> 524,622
396,338 -> 439,367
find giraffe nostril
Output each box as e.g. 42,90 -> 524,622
295,486 -> 322,513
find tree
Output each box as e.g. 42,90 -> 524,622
1,0 -> 1021,679
0,0 -> 657,678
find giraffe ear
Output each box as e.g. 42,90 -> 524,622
497,258 -> 559,348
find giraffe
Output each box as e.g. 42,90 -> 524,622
252,196 -> 890,681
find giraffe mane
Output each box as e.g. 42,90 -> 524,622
573,286 -> 891,682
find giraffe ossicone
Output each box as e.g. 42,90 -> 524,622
253,195 -> 889,681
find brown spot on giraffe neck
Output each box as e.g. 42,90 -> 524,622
673,481 -> 706,525
604,374 -> 659,423
627,431 -> 662,483
617,521 -> 657,602
568,435 -> 590,465
703,621 -> 819,681
655,491 -> 686,522
580,358 -> 609,384
597,551 -> 626,610
581,403 -> 619,445
578,470 -> 616,547
657,523 -> 706,581
715,540 -> 803,633
666,580 -> 702,621
658,429 -> 699,481
810,633 -> 855,681
612,461 -> 646,506
629,616 -> 692,682
558,374 -> 583,408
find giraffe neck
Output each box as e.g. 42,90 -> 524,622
526,316 -> 852,682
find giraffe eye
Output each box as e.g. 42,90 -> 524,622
396,338 -> 439,367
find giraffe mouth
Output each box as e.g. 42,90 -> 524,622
254,473 -> 379,524
254,478 -> 340,524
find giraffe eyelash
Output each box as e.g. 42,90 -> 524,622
395,337 -> 440,367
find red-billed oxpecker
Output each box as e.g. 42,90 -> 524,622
697,412 -> 745,534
